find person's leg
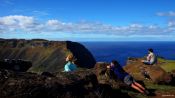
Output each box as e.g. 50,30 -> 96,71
132,82 -> 150,95
142,60 -> 151,65
131,83 -> 145,94
133,82 -> 145,91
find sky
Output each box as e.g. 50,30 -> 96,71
0,0 -> 175,41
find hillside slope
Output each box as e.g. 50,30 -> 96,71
0,39 -> 96,73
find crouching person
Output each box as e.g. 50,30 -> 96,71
107,60 -> 150,95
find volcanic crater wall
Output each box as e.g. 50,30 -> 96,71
0,39 -> 96,73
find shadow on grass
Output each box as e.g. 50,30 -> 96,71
147,89 -> 156,96
96,84 -> 132,98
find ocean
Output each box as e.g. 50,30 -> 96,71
81,41 -> 175,66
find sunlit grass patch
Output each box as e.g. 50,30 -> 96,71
158,58 -> 175,72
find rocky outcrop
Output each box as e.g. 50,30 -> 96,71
166,70 -> 175,86
124,57 -> 171,84
94,62 -> 129,89
1,61 -> 175,98
0,39 -> 96,73
66,41 -> 96,68
0,68 -> 131,98
0,59 -> 32,72
0,69 -> 97,98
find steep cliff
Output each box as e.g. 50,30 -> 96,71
0,39 -> 96,73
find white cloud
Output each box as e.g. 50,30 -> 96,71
0,0 -> 14,6
168,20 -> 175,27
0,15 -> 44,33
0,15 -> 175,37
0,15 -> 34,27
157,11 -> 175,16
156,11 -> 175,34
167,20 -> 175,33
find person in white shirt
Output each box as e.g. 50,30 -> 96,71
141,48 -> 157,65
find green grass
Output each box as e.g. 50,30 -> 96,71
120,82 -> 175,98
158,58 -> 175,72
146,83 -> 175,91
121,89 -> 147,98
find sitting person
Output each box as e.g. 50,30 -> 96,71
64,54 -> 77,72
141,48 -> 157,65
107,60 -> 149,95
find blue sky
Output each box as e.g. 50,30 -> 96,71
0,0 -> 175,41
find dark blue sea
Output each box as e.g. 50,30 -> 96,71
80,41 -> 175,66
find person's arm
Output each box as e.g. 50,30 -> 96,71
146,54 -> 151,61
107,65 -> 115,69
107,65 -> 111,69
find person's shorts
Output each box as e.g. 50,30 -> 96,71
124,75 -> 135,86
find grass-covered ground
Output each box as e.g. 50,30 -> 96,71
120,81 -> 175,98
122,58 -> 175,98
158,58 -> 175,72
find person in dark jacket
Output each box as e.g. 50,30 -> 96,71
107,60 -> 149,95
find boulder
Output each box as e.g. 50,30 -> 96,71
124,58 -> 170,84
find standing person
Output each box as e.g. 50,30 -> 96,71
64,54 -> 77,72
141,48 -> 157,65
107,60 -> 149,95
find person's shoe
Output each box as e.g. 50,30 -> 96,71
144,90 -> 150,95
